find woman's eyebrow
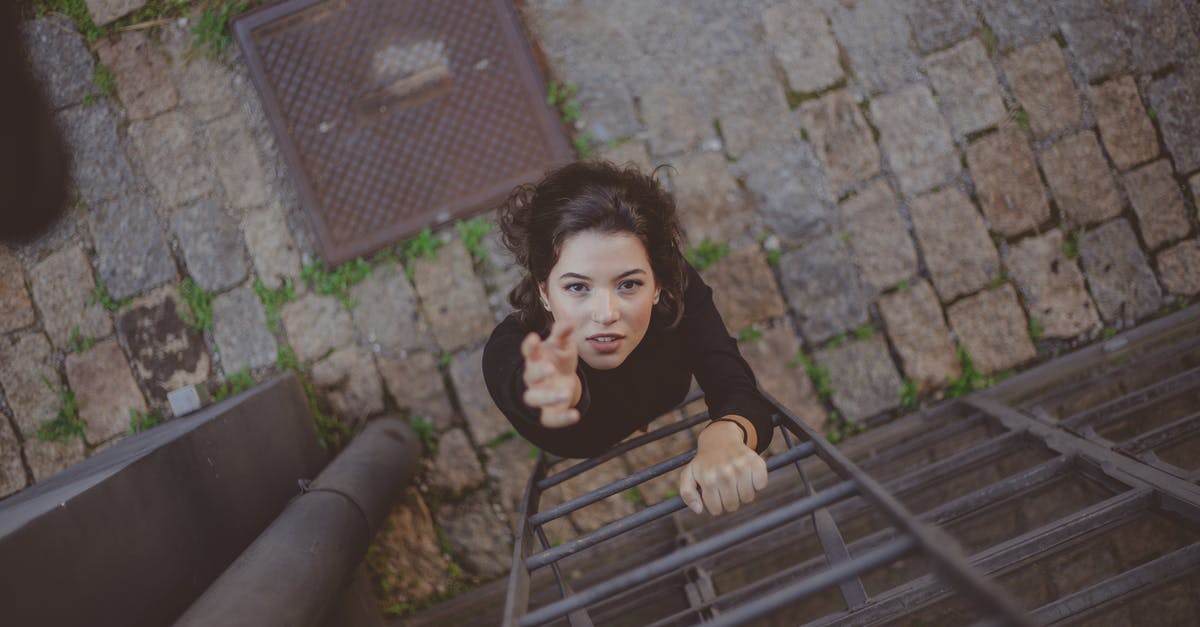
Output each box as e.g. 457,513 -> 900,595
558,268 -> 647,281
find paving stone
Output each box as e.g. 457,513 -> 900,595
20,16 -> 97,110
976,0 -> 1057,50
128,111 -> 215,208
905,0 -> 977,53
56,102 -> 135,206
350,263 -> 432,355
738,322 -> 828,433
160,22 -> 238,122
777,235 -> 870,344
732,141 -> 835,246
561,456 -> 635,533
798,89 -> 880,193
25,438 -> 87,483
90,193 -> 175,301
310,345 -> 384,428
29,245 -> 112,350
967,127 -> 1051,236
869,84 -> 960,195
1001,41 -> 1083,138
826,0 -> 920,94
484,436 -> 538,526
837,179 -> 918,293
703,54 -> 797,158
279,294 -> 354,362
479,220 -> 523,323
0,416 -> 27,497
762,2 -> 843,93
0,333 -> 60,437
117,285 -> 210,403
450,345 -> 510,446
577,75 -> 641,146
947,284 -> 1038,375
1040,131 -> 1123,226
1004,230 -> 1100,339
878,280 -> 961,392
698,246 -> 786,333
0,246 -> 35,334
1124,160 -> 1191,249
211,285 -> 276,374
411,240 -> 494,352
1079,219 -> 1164,322
435,492 -> 511,579
923,38 -> 1008,138
429,428 -> 485,494
1147,66 -> 1200,174
620,410 -> 695,504
206,112 -> 270,210
1060,17 -> 1130,81
172,199 -> 248,292
909,188 -> 1001,303
814,334 -> 902,422
94,31 -> 178,121
600,138 -> 653,173
371,488 -> 451,604
1090,77 -> 1159,172
242,203 -> 302,289
1121,0 -> 1200,74
84,0 -> 147,25
1157,240 -> 1200,296
377,351 -> 455,431
670,152 -> 753,247
65,339 -> 146,445
639,81 -> 713,157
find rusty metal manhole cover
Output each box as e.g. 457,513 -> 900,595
233,0 -> 573,265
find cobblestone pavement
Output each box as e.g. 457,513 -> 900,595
5,0 -> 1200,613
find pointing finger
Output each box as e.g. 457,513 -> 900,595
520,332 -> 541,360
551,320 -> 575,350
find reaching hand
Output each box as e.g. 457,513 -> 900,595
679,419 -> 768,515
521,320 -> 582,428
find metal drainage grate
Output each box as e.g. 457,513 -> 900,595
233,0 -> 573,265
496,305 -> 1200,626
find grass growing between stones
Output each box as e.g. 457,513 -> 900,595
899,379 -> 919,411
766,249 -> 782,266
212,366 -> 254,401
68,326 -> 96,353
398,227 -> 443,281
301,257 -> 371,309
1103,326 -> 1118,340
686,240 -> 730,271
410,416 -> 436,452
456,217 -> 491,263
37,379 -> 84,443
253,277 -> 296,333
1061,228 -> 1082,259
276,345 -> 349,450
736,324 -> 764,343
853,324 -> 875,340
179,278 -> 214,332
1029,316 -> 1044,340
88,278 -> 131,312
790,350 -> 833,403
622,487 -> 646,507
93,63 -> 116,97
485,428 -> 518,448
128,407 -> 165,434
190,0 -> 248,58
824,411 -> 864,445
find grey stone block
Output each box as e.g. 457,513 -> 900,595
1147,66 -> 1200,174
29,245 -> 112,350
56,102 -> 135,206
733,140 -> 835,247
878,280 -> 961,391
65,339 -> 147,445
1003,230 -> 1100,339
212,285 -> 277,374
1090,76 -> 1159,171
1040,131 -> 1123,226
1079,219 -> 1163,323
827,0 -> 921,94
350,262 -> 433,354
1001,40 -> 1083,139
946,284 -> 1038,375
838,179 -> 918,293
21,16 -> 97,109
1060,17 -> 1130,81
977,0 -> 1058,51
909,187 -> 1001,303
870,85 -> 960,195
0,332 -> 61,436
905,0 -> 978,54
172,199 -> 248,292
815,334 -> 902,422
1124,160 -> 1191,249
762,3 -> 843,93
128,111 -> 215,208
778,235 -> 870,344
799,89 -> 881,193
966,127 -> 1051,236
90,194 -> 175,301
923,38 -> 1008,137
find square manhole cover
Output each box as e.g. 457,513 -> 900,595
234,0 -> 573,265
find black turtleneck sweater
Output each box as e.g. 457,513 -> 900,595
481,264 -> 775,459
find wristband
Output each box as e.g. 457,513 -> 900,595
711,418 -> 748,445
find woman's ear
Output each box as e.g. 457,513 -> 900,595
538,282 -> 551,310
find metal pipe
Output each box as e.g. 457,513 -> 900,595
531,449 -> 697,525
520,480 -> 859,625
175,417 -> 420,627
526,442 -> 817,571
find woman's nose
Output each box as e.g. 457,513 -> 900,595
592,290 -> 619,324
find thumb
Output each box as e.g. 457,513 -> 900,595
678,465 -> 704,514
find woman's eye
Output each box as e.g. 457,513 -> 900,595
619,280 -> 643,292
564,283 -> 588,294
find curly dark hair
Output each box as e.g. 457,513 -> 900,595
498,160 -> 689,332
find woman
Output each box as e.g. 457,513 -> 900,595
482,160 -> 776,516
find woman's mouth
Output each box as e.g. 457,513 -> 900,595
586,334 -> 624,353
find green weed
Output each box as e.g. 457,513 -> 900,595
410,416 -> 436,451
896,279 -> 911,293
988,274 -> 1007,289
88,278 -> 131,312
766,249 -> 782,267
573,131 -> 597,158
191,0 -> 249,59
253,277 -> 296,333
304,378 -> 347,450
1029,316 -> 1044,340
663,488 -> 679,500
853,324 -> 875,340
399,227 -> 443,281
737,325 -> 764,343
456,217 -> 491,263
301,257 -> 371,309
212,366 -> 254,401
68,326 -> 95,353
438,352 -> 452,368
792,351 -> 833,403
93,63 -> 116,97
1012,108 -> 1031,133
980,24 -> 999,56
622,487 -> 646,506
128,407 -> 166,434
827,333 -> 847,349
899,379 -> 919,411
36,380 -> 84,443
686,240 -> 730,271
1102,326 -> 1118,340
485,428 -> 518,448
179,278 -> 214,332
1062,229 -> 1081,260
945,346 -> 985,398
824,411 -> 864,445
276,345 -> 301,372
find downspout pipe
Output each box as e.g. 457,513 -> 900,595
175,415 -> 420,627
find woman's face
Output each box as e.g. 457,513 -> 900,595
539,230 -> 659,370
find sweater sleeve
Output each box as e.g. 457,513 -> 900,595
680,264 -> 776,454
481,315 -> 593,454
